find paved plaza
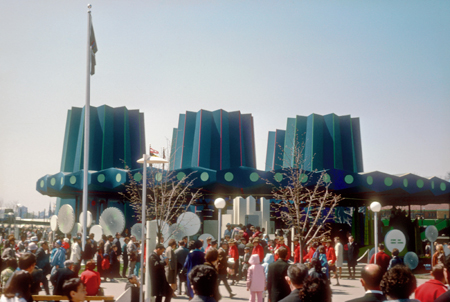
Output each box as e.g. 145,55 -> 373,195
94,267 -> 430,302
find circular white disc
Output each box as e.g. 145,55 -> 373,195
58,204 -> 75,234
50,215 -> 58,232
79,211 -> 93,228
131,223 -> 143,241
99,207 -> 126,236
90,225 -> 103,242
177,212 -> 201,236
404,251 -> 419,270
425,225 -> 438,242
198,233 -> 215,250
163,224 -> 186,247
384,229 -> 407,253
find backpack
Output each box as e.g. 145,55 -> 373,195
102,257 -> 110,270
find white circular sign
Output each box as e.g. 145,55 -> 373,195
384,229 -> 406,253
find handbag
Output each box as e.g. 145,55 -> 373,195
227,258 -> 235,268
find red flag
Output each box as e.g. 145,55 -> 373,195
150,148 -> 159,155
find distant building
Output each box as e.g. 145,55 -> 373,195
17,206 -> 28,218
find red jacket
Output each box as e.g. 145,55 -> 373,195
274,244 -> 291,261
252,244 -> 264,263
205,244 -> 211,252
303,247 -> 316,263
243,232 -> 250,242
228,245 -> 239,260
369,251 -> 391,272
294,244 -> 300,263
80,269 -> 101,296
326,247 -> 336,264
415,279 -> 447,302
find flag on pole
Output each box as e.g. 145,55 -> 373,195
90,14 -> 98,75
150,147 -> 159,156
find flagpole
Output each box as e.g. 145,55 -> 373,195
82,4 -> 92,251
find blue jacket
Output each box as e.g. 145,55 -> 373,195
51,247 -> 65,268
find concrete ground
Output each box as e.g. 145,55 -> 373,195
95,273 -> 430,302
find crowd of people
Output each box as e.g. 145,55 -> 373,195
0,226 -> 143,302
1,224 -> 449,302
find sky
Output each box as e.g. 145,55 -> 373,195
0,1 -> 449,214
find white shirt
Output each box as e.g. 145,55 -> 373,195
69,241 -> 81,263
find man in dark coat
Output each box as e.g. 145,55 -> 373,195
347,235 -> 359,279
267,246 -> 291,302
149,244 -> 173,302
175,240 -> 189,295
279,263 -> 308,302
347,264 -> 386,302
50,260 -> 78,295
112,232 -> 122,257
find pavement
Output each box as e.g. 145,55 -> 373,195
95,274 -> 430,302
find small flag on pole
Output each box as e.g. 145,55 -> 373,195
150,147 -> 159,156
90,14 -> 98,75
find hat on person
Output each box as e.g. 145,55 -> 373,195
56,240 -> 62,246
63,238 -> 70,243
228,239 -> 236,244
278,236 -> 285,242
206,237 -> 212,241
226,223 -> 231,226
244,247 -> 250,251
211,240 -> 218,245
28,243 -> 38,251
64,260 -> 75,267
31,236 -> 38,242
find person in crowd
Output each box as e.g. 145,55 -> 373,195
36,240 -> 50,276
262,252 -> 274,280
189,265 -> 218,302
415,264 -> 447,302
134,242 -> 141,276
105,235 -> 113,254
125,274 -> 140,290
149,244 -> 173,302
308,258 -> 326,280
425,242 -> 431,257
1,257 -> 17,288
347,235 -> 359,279
238,238 -> 247,257
380,265 -> 417,301
279,263 -> 308,302
109,245 -> 120,279
102,252 -> 111,281
299,277 -> 332,302
205,237 -> 213,252
203,248 -> 221,302
127,235 -> 138,276
2,253 -> 35,302
165,239 -> 178,295
80,260 -> 101,296
316,245 -> 329,278
228,239 -> 239,285
2,239 -> 16,263
325,239 -> 338,285
267,247 -> 290,302
433,244 -> 445,267
51,240 -> 66,273
293,237 -> 301,264
347,264 -> 385,302
62,278 -> 87,302
17,235 -> 27,253
63,238 -> 71,260
28,245 -> 50,295
89,233 -> 98,257
303,242 -> 317,263
96,247 -> 105,281
183,240 -> 206,299
121,237 -> 129,278
369,244 -> 391,274
175,240 -> 190,296
224,223 -> 233,238
242,247 -> 251,281
246,254 -> 265,302
334,237 -> 344,279
112,232 -> 122,257
274,237 -> 291,261
70,237 -> 82,275
50,260 -> 78,295
387,248 -> 403,271
217,241 -> 236,298
252,226 -> 262,239
251,238 -> 264,267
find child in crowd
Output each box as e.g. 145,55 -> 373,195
246,254 -> 265,302
242,247 -> 251,281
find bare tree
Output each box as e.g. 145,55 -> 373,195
268,141 -> 341,263
120,149 -> 203,244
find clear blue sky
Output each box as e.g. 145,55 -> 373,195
1,1 -> 449,213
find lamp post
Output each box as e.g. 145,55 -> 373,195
214,198 -> 226,247
370,201 -> 382,264
137,152 -> 168,302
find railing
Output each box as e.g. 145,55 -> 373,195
358,248 -> 370,263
